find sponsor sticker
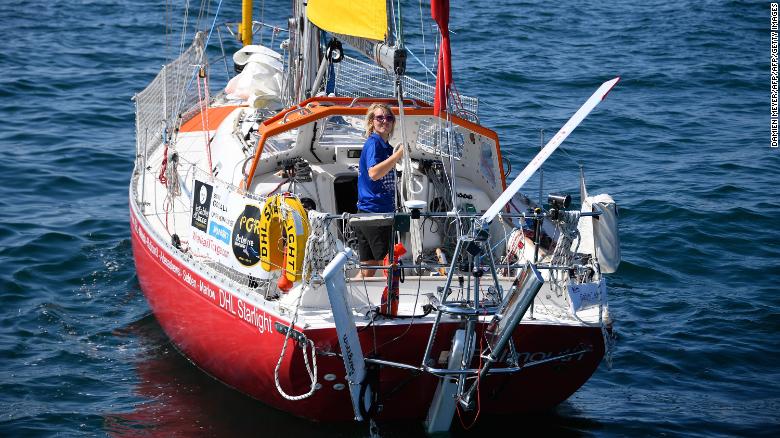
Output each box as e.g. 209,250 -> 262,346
209,221 -> 231,244
232,204 -> 263,266
191,180 -> 213,232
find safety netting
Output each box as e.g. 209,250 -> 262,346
134,32 -> 207,158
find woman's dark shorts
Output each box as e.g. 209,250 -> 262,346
354,211 -> 392,261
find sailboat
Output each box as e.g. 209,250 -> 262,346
130,0 -> 621,431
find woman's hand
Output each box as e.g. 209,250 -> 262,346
369,144 -> 405,181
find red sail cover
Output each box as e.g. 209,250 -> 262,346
431,0 -> 452,116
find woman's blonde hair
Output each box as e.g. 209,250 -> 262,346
364,103 -> 394,138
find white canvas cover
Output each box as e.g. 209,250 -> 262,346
576,193 -> 621,274
225,45 -> 283,108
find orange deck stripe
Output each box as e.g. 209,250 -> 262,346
179,105 -> 242,133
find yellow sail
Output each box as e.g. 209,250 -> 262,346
307,0 -> 387,41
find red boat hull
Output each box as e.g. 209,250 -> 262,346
130,207 -> 606,422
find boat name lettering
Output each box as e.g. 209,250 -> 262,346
219,289 -> 237,315
342,333 -> 355,376
237,299 -> 273,334
159,252 -> 181,276
182,270 -> 197,288
137,227 -> 158,258
517,346 -> 590,365
199,280 -> 216,300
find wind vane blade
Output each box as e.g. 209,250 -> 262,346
480,77 -> 621,225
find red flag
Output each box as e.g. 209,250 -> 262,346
431,0 -> 452,116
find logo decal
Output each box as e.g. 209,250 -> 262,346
209,222 -> 231,244
232,204 -> 262,266
191,180 -> 213,232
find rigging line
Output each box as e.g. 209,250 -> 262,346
165,0 -> 172,63
557,144 -> 584,167
170,0 -> 192,121
173,0 -> 225,127
179,0 -> 191,59
259,0 -> 265,44
170,0 -> 192,125
369,271 -> 425,355
431,128 -> 459,243
433,115 -> 461,237
389,0 -> 398,45
205,0 -> 212,29
216,26 -> 230,79
202,0 -> 224,67
194,0 -> 206,34
418,0 -> 430,85
395,0 -> 404,47
405,46 -> 436,78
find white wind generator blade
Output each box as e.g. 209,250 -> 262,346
479,77 -> 620,225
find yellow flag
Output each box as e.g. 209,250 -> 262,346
307,0 -> 387,41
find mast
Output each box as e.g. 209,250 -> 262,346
240,0 -> 253,45
301,4 -> 320,99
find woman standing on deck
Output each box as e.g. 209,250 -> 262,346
354,103 -> 404,278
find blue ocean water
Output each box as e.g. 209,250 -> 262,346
0,0 -> 778,436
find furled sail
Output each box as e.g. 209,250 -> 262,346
307,0 -> 387,41
306,0 -> 404,75
431,0 -> 453,115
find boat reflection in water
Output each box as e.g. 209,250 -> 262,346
104,317 -> 368,437
104,318 -> 602,436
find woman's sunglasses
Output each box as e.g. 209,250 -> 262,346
374,114 -> 395,123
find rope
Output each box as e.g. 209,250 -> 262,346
302,211 -> 339,282
395,77 -> 423,264
272,207 -> 326,401
548,211 -> 580,297
158,139 -> 169,185
273,300 -> 318,400
272,209 -> 344,401
195,69 -> 213,176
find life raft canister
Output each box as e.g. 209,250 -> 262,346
258,194 -> 310,282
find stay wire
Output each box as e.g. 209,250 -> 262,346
369,271 -> 425,355
418,0 -> 430,85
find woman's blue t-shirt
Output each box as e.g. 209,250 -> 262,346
357,133 -> 395,213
